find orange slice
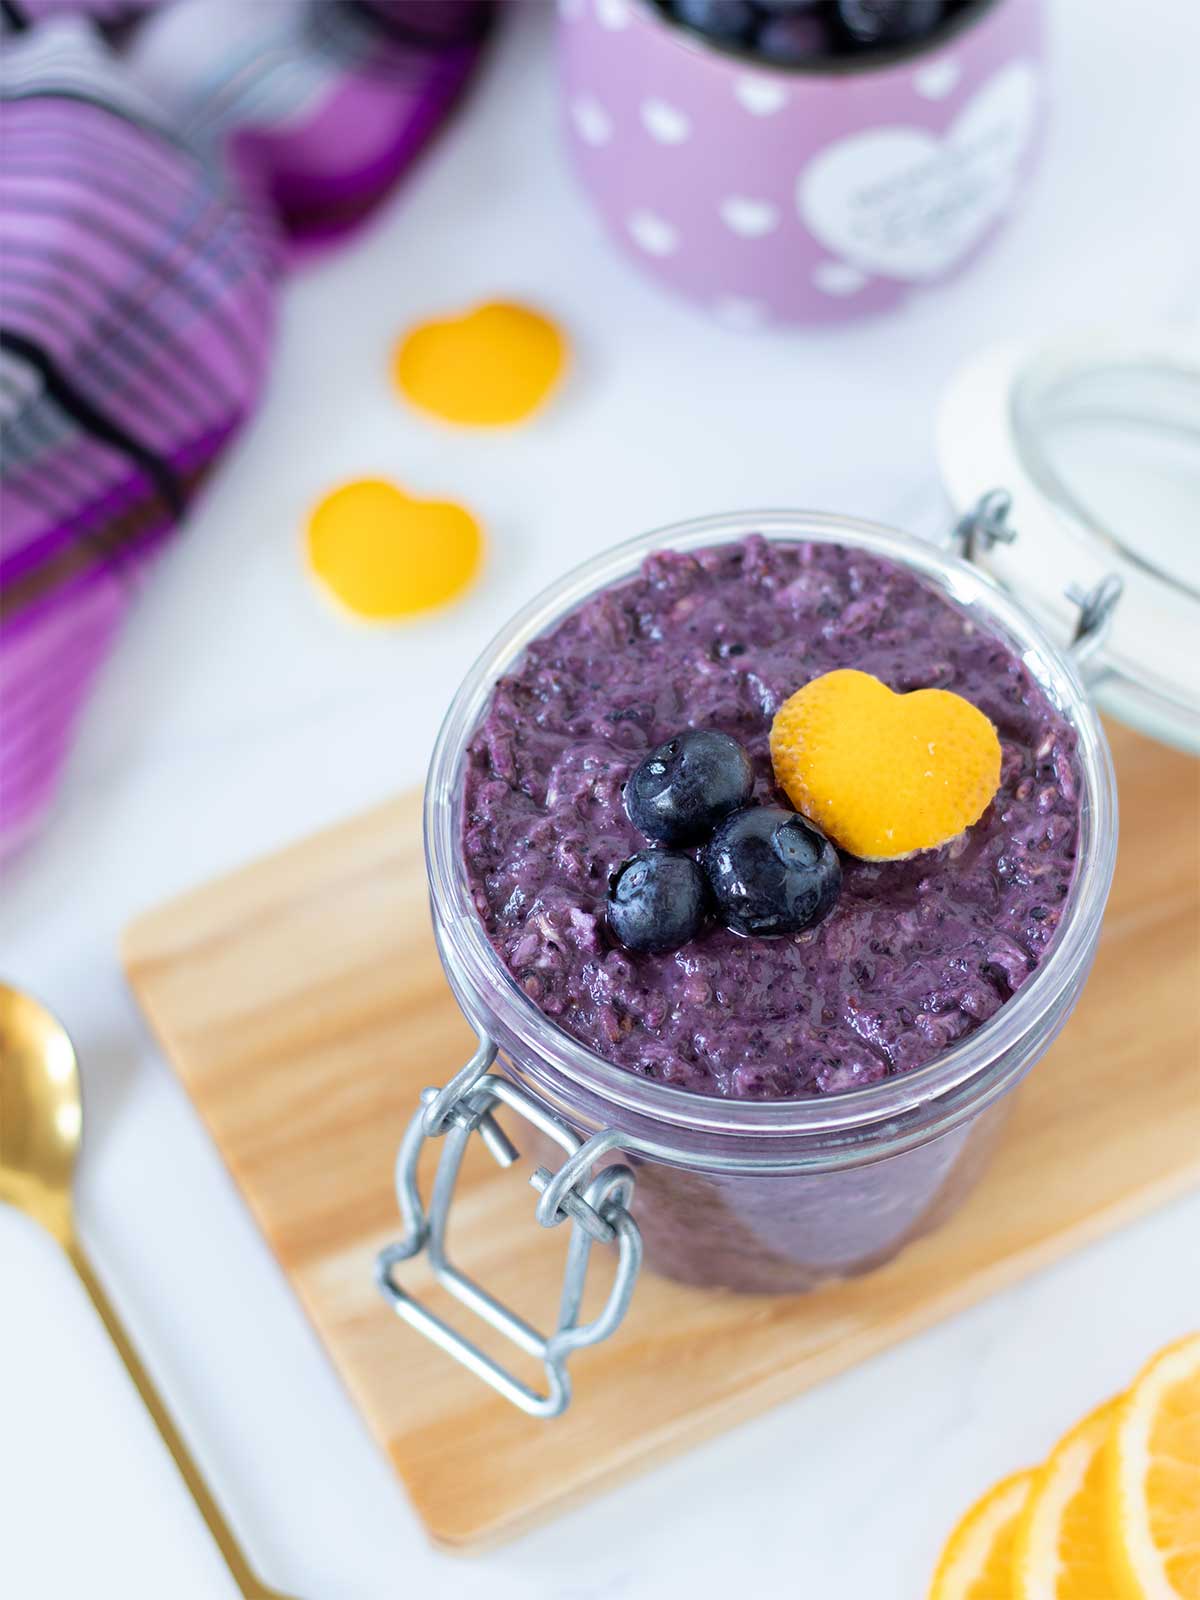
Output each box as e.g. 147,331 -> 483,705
1012,1399 -> 1122,1600
770,668 -> 1002,859
305,477 -> 482,621
392,300 -> 567,426
930,1468 -> 1036,1600
1105,1332 -> 1200,1600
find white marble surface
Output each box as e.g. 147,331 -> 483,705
2,3 -> 1198,1596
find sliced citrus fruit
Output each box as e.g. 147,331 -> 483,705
930,1468 -> 1036,1600
1012,1398 -> 1121,1600
1106,1332 -> 1200,1600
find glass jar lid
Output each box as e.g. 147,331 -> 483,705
937,324 -> 1200,753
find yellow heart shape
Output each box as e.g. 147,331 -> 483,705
393,300 -> 567,426
770,668 -> 1002,860
305,478 -> 482,622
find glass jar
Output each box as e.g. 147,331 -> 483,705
382,507 -> 1116,1415
427,508 -> 1114,1253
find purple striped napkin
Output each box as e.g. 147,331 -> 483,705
0,0 -> 491,865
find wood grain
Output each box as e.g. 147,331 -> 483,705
122,723 -> 1200,1549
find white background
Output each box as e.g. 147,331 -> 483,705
2,2 -> 1198,1596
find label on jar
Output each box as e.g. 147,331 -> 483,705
799,61 -> 1038,283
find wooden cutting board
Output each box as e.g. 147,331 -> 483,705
122,722 -> 1200,1550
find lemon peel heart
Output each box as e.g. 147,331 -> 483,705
770,668 -> 1002,860
392,300 -> 567,426
305,477 -> 482,622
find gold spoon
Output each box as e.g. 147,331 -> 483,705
0,984 -> 294,1600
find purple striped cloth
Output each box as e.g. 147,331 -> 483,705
0,0 -> 491,865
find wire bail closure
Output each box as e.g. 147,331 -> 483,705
376,1034 -> 642,1419
953,488 -> 1123,668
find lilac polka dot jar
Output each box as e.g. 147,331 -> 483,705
558,0 -> 1044,327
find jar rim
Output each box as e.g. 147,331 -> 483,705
425,509 -> 1118,1145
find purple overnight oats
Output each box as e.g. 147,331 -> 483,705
461,536 -> 1081,1107
420,515 -> 1115,1297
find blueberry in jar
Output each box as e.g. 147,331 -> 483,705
702,806 -> 841,937
834,0 -> 945,46
757,10 -> 831,63
607,850 -> 708,953
671,0 -> 759,43
626,728 -> 755,846
659,0 -> 955,57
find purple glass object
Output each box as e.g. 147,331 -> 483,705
558,0 -> 1044,327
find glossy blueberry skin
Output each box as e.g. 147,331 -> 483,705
626,729 -> 755,847
756,11 -> 831,62
702,806 -> 841,938
672,0 -> 758,42
834,0 -> 944,46
607,850 -> 709,954
659,0 -> 954,57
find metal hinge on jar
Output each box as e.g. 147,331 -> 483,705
952,489 -> 1124,667
375,1035 -> 642,1419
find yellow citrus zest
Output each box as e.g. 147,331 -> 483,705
770,668 -> 1002,860
392,300 -> 567,426
305,477 -> 482,621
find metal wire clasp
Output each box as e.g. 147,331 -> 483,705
375,1036 -> 642,1419
952,488 -> 1123,671
952,486 -> 1018,563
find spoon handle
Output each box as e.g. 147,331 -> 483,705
67,1239 -> 294,1600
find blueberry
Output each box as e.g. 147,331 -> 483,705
670,0 -> 758,43
834,0 -> 944,46
756,11 -> 831,62
626,729 -> 755,846
607,850 -> 708,954
702,806 -> 841,937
